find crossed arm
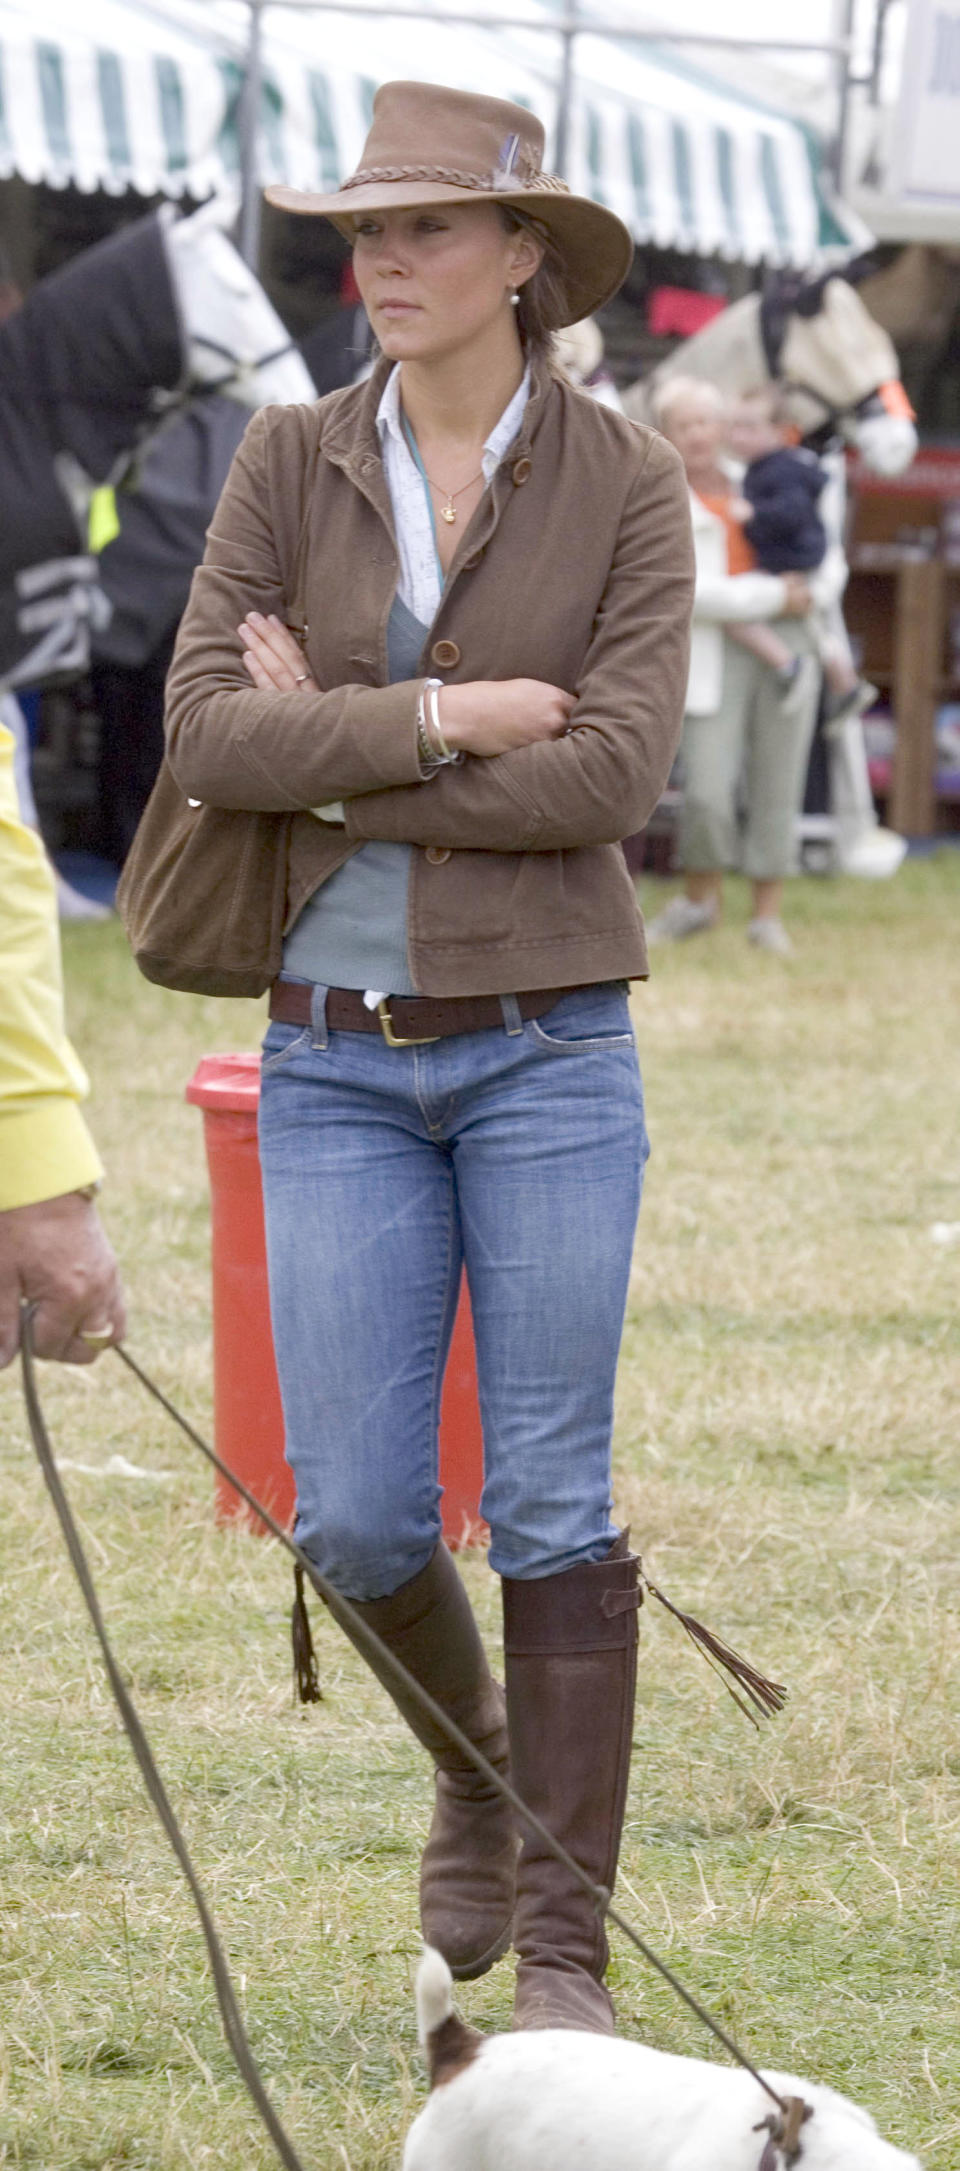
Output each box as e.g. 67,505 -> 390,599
234,435 -> 695,855
167,409 -> 692,850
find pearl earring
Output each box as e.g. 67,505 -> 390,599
510,290 -> 520,307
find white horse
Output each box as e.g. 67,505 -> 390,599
160,198 -> 314,413
624,266 -> 918,876
622,264 -> 917,476
0,200 -> 314,697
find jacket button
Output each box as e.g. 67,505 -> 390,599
425,846 -> 452,865
431,638 -> 461,668
512,457 -> 532,485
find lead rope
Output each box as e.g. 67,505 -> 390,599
18,1311 -> 810,2167
18,1314 -> 310,2171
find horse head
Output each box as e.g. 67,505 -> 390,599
759,265 -> 918,475
624,260 -> 917,478
161,201 -> 315,411
0,204 -> 315,690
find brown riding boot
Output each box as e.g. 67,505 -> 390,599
503,1534 -> 641,2032
325,1544 -> 516,1980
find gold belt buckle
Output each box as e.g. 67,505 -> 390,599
377,998 -> 440,1048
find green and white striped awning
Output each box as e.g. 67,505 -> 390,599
0,0 -> 868,266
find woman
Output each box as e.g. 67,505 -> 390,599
164,82 -> 694,2034
646,376 -> 830,956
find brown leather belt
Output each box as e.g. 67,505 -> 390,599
269,981 -> 576,1047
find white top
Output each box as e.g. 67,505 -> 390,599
375,359 -> 532,622
685,465 -> 849,717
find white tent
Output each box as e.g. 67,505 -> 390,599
0,0 -> 868,265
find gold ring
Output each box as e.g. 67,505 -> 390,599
79,1325 -> 114,1349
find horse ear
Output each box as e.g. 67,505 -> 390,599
792,269 -> 834,319
837,249 -> 882,288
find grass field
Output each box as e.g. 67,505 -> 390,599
1,859 -> 958,2170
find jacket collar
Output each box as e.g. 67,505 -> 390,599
318,348 -> 555,574
319,348 -> 554,474
374,358 -> 531,474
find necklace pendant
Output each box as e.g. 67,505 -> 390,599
441,504 -> 457,524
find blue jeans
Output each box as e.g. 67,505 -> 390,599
257,983 -> 648,1599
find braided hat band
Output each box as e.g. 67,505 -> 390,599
265,81 -> 634,327
339,162 -> 572,198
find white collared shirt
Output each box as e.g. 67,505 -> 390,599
301,362 -> 533,1004
375,360 -> 531,624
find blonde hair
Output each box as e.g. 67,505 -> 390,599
651,374 -> 728,435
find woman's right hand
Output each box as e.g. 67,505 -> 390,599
780,574 -> 813,618
438,679 -> 576,757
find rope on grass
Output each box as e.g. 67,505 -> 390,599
19,1310 -> 311,2171
18,1310 -> 811,2169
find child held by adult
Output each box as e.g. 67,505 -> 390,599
725,388 -> 873,722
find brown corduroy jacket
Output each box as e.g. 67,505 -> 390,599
164,354 -> 694,996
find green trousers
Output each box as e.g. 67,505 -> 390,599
678,625 -> 818,880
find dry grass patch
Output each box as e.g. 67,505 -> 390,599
1,859 -> 958,2167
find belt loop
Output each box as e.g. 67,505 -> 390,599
499,993 -> 524,1036
309,982 -> 330,1049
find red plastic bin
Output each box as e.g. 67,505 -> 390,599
185,1053 -> 486,1547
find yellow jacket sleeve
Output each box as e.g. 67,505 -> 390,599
0,718 -> 103,1209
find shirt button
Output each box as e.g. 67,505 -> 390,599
431,639 -> 461,668
425,846 -> 452,865
512,457 -> 532,485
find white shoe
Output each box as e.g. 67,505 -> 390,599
646,895 -> 718,944
747,916 -> 793,955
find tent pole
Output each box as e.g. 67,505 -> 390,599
830,0 -> 855,191
553,0 -> 578,178
239,0 -> 265,268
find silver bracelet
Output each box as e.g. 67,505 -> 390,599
417,677 -> 459,771
416,681 -> 441,773
426,681 -> 457,762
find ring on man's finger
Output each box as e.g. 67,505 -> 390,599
79,1325 -> 114,1350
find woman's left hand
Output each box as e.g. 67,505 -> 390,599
239,612 -> 318,693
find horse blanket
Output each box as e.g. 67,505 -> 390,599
0,215 -> 183,689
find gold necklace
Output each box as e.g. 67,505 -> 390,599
401,413 -> 484,524
423,465 -> 485,524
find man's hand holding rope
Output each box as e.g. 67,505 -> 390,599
0,1190 -> 125,1366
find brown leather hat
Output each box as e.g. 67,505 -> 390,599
265,80 -> 634,326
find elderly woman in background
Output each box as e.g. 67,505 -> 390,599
647,376 -> 825,955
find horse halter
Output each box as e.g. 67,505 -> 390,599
93,331 -> 304,504
797,387 -> 896,455
186,329 -> 300,397
757,264 -> 889,440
